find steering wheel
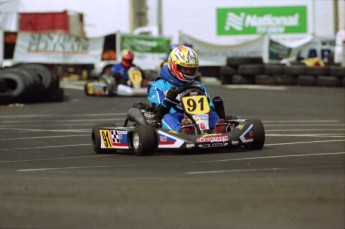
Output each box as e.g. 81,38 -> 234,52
164,86 -> 206,113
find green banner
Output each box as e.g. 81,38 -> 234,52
217,6 -> 307,35
120,34 -> 171,53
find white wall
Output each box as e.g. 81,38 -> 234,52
19,0 -> 130,37
313,0 -> 335,38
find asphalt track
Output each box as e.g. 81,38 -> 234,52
0,79 -> 344,229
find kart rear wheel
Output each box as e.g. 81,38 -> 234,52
244,119 -> 265,150
92,123 -> 117,154
132,125 -> 157,156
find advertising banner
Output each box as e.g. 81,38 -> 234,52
217,6 -> 307,35
119,33 -> 171,69
179,31 -> 268,65
13,32 -> 104,63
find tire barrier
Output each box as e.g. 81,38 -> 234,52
220,57 -> 345,87
0,64 -> 64,105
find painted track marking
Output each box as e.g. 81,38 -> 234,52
186,165 -> 344,175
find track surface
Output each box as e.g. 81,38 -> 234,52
1,80 -> 344,229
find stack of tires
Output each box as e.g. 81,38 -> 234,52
219,57 -> 345,87
219,57 -> 264,84
0,64 -> 64,105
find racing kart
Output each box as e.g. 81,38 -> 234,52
91,86 -> 265,156
84,67 -> 148,96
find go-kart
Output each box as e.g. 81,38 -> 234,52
91,86 -> 265,156
84,67 -> 148,96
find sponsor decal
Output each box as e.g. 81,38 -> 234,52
245,130 -> 254,140
158,134 -> 176,145
199,122 -> 206,130
196,136 -> 229,143
100,130 -> 112,148
217,6 -> 307,35
198,142 -> 228,148
110,130 -> 128,147
231,140 -> 239,145
236,124 -> 244,130
186,144 -> 195,149
159,136 -> 168,142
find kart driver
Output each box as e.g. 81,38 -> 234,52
111,49 -> 147,86
147,45 -> 226,135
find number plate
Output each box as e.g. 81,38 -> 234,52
181,95 -> 210,115
128,68 -> 143,88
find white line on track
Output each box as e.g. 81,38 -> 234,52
265,139 -> 345,146
18,165 -> 111,172
0,128 -> 89,133
263,120 -> 339,123
0,155 -> 110,163
266,129 -> 345,132
0,113 -> 126,119
0,118 -> 123,123
0,143 -> 91,151
224,85 -> 288,90
206,152 -> 345,163
0,134 -> 89,141
266,134 -> 345,137
186,165 -> 344,175
264,124 -> 345,127
18,153 -> 344,172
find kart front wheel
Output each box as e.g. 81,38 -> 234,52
92,123 -> 117,154
132,125 -> 157,156
244,119 -> 265,150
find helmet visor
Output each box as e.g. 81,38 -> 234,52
177,65 -> 198,76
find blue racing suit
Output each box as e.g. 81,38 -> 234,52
111,63 -> 145,85
147,65 -> 219,131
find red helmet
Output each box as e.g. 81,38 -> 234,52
121,49 -> 134,68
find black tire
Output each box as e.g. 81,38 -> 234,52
264,64 -> 284,75
330,66 -> 345,77
233,75 -> 254,84
226,57 -> 263,67
316,76 -> 341,87
273,75 -> 297,85
342,77 -> 345,87
19,64 -> 56,92
283,65 -> 306,76
0,70 -> 30,102
131,125 -> 157,156
255,74 -> 274,85
47,88 -> 64,102
219,66 -> 235,84
92,123 -> 118,154
16,65 -> 46,95
237,64 -> 263,76
297,75 -> 316,86
305,66 -> 330,76
244,119 -> 265,150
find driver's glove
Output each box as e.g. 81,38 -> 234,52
165,87 -> 178,101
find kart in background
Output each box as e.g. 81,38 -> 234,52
84,67 -> 148,96
91,86 -> 265,156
